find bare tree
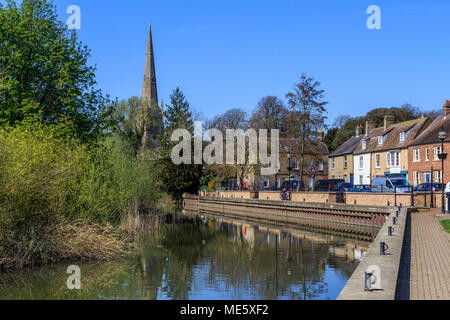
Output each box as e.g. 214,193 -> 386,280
250,96 -> 288,131
205,108 -> 248,132
286,74 -> 328,190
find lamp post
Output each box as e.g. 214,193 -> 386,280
438,126 -> 447,214
287,150 -> 293,191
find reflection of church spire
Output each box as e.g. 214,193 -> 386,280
142,25 -> 158,105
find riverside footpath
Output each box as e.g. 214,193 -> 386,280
409,210 -> 450,300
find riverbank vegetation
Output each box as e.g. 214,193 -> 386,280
0,0 -> 180,269
0,122 -> 164,269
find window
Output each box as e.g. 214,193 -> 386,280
362,140 -> 366,150
378,136 -> 383,146
375,154 -> 381,168
413,149 -> 421,162
291,157 -> 298,170
359,175 -> 363,184
435,170 -> 443,183
387,151 -> 400,168
413,171 -> 420,186
425,148 -> 429,161
344,156 -> 348,169
400,132 -> 406,143
344,175 -> 348,182
434,146 -> 442,161
318,161 -> 323,171
331,157 -> 335,169
359,156 -> 364,169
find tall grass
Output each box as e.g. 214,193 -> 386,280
0,123 -> 161,269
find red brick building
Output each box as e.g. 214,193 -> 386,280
408,101 -> 450,186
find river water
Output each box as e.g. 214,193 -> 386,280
0,213 -> 372,300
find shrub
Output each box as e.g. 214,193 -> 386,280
0,122 -> 160,268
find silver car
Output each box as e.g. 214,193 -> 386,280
371,177 -> 412,193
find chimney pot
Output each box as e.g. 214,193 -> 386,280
365,120 -> 375,136
384,115 -> 395,130
444,100 -> 450,117
318,128 -> 324,142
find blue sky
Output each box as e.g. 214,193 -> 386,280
49,0 -> 450,126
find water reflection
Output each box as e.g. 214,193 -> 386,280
0,214 -> 370,300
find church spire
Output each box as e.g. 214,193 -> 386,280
142,24 -> 158,105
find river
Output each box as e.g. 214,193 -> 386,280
0,213 -> 372,300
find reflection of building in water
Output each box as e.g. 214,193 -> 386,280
242,224 -> 255,251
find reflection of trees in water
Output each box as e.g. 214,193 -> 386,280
137,220 -> 336,300
0,217 -> 360,300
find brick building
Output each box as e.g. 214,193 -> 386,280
408,101 -> 450,186
353,116 -> 431,185
257,132 -> 329,190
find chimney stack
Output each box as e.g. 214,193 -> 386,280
444,100 -> 450,117
365,120 -> 375,136
318,128 -> 324,142
355,124 -> 363,137
384,115 -> 395,130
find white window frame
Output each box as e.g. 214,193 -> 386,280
331,157 -> 335,169
413,171 -> 420,186
413,149 -> 420,162
435,170 -> 443,183
387,150 -> 400,168
378,136 -> 383,146
400,132 -> 406,143
375,153 -> 381,168
434,146 -> 442,161
359,156 -> 364,170
425,148 -> 429,161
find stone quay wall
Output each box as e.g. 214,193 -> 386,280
338,206 -> 413,300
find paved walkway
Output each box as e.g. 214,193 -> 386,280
410,211 -> 450,300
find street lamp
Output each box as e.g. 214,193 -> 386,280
438,126 -> 447,214
287,150 -> 293,191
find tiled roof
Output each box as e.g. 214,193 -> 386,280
408,115 -> 450,146
278,138 -> 329,155
353,118 -> 430,155
329,136 -> 363,157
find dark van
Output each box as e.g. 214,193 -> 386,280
315,179 -> 345,192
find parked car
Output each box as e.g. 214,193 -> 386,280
371,177 -> 412,193
414,183 -> 445,192
314,179 -> 345,192
281,180 -> 299,191
335,182 -> 354,192
353,185 -> 372,192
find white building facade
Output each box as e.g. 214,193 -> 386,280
353,153 -> 372,185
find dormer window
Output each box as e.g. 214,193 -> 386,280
378,136 -> 383,146
400,132 -> 406,143
362,140 -> 366,150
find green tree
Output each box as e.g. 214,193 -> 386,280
286,74 -> 328,189
0,0 -> 105,140
159,88 -> 202,201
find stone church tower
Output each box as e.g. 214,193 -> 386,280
141,25 -> 163,151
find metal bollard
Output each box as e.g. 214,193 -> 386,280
388,226 -> 395,236
364,272 -> 377,291
380,242 -> 389,255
